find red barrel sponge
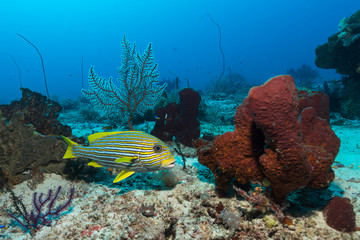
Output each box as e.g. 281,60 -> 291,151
323,196 -> 358,232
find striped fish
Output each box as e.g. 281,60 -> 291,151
62,131 -> 175,183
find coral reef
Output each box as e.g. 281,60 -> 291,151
1,170 -> 355,239
315,10 -> 360,75
323,196 -> 357,232
315,9 -> 360,118
0,112 -> 67,185
151,88 -> 201,147
194,75 -> 340,202
315,10 -> 360,74
1,77 -> 357,239
0,88 -> 71,136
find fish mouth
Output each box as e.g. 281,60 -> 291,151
164,160 -> 176,168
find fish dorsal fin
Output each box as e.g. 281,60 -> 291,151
88,161 -> 103,168
114,156 -> 137,163
113,170 -> 135,183
87,131 -> 124,144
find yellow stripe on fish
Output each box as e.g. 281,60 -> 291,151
62,131 -> 176,183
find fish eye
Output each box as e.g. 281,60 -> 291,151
153,145 -> 163,153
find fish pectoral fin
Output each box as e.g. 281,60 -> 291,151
114,157 -> 137,163
113,171 -> 135,183
88,161 -> 103,168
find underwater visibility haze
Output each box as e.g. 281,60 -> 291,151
0,0 -> 359,101
0,0 -> 360,239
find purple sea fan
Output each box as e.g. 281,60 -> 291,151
8,185 -> 75,234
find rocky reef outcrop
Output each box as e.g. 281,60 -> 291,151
0,88 -> 71,136
0,112 -> 66,186
315,9 -> 360,118
0,88 -> 74,186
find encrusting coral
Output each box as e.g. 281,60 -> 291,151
194,75 -> 340,202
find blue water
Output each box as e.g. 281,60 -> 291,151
0,0 -> 359,102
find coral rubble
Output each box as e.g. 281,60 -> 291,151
194,75 -> 340,202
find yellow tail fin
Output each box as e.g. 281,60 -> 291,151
62,136 -> 78,159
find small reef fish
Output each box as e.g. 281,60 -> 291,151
62,131 -> 176,183
102,125 -> 114,131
